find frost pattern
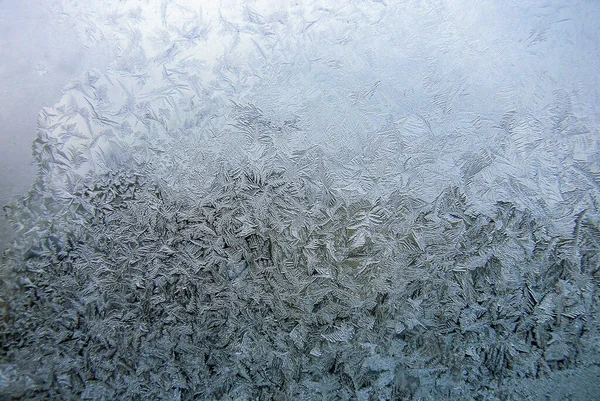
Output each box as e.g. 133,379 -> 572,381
2,0 -> 600,400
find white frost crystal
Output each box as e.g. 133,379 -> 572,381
2,0 -> 599,399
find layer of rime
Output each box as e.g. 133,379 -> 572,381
2,0 -> 600,399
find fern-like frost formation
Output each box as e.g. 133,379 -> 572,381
2,1 -> 600,399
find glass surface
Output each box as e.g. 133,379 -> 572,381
1,1 -> 599,399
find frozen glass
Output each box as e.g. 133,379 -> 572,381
1,0 -> 599,399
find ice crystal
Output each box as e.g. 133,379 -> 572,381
2,0 -> 600,400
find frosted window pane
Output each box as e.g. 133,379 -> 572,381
2,1 -> 599,399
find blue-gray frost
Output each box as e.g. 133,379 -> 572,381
1,1 -> 600,400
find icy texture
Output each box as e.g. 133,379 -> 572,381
1,0 -> 600,399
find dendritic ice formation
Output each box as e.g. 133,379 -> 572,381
1,0 -> 600,400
